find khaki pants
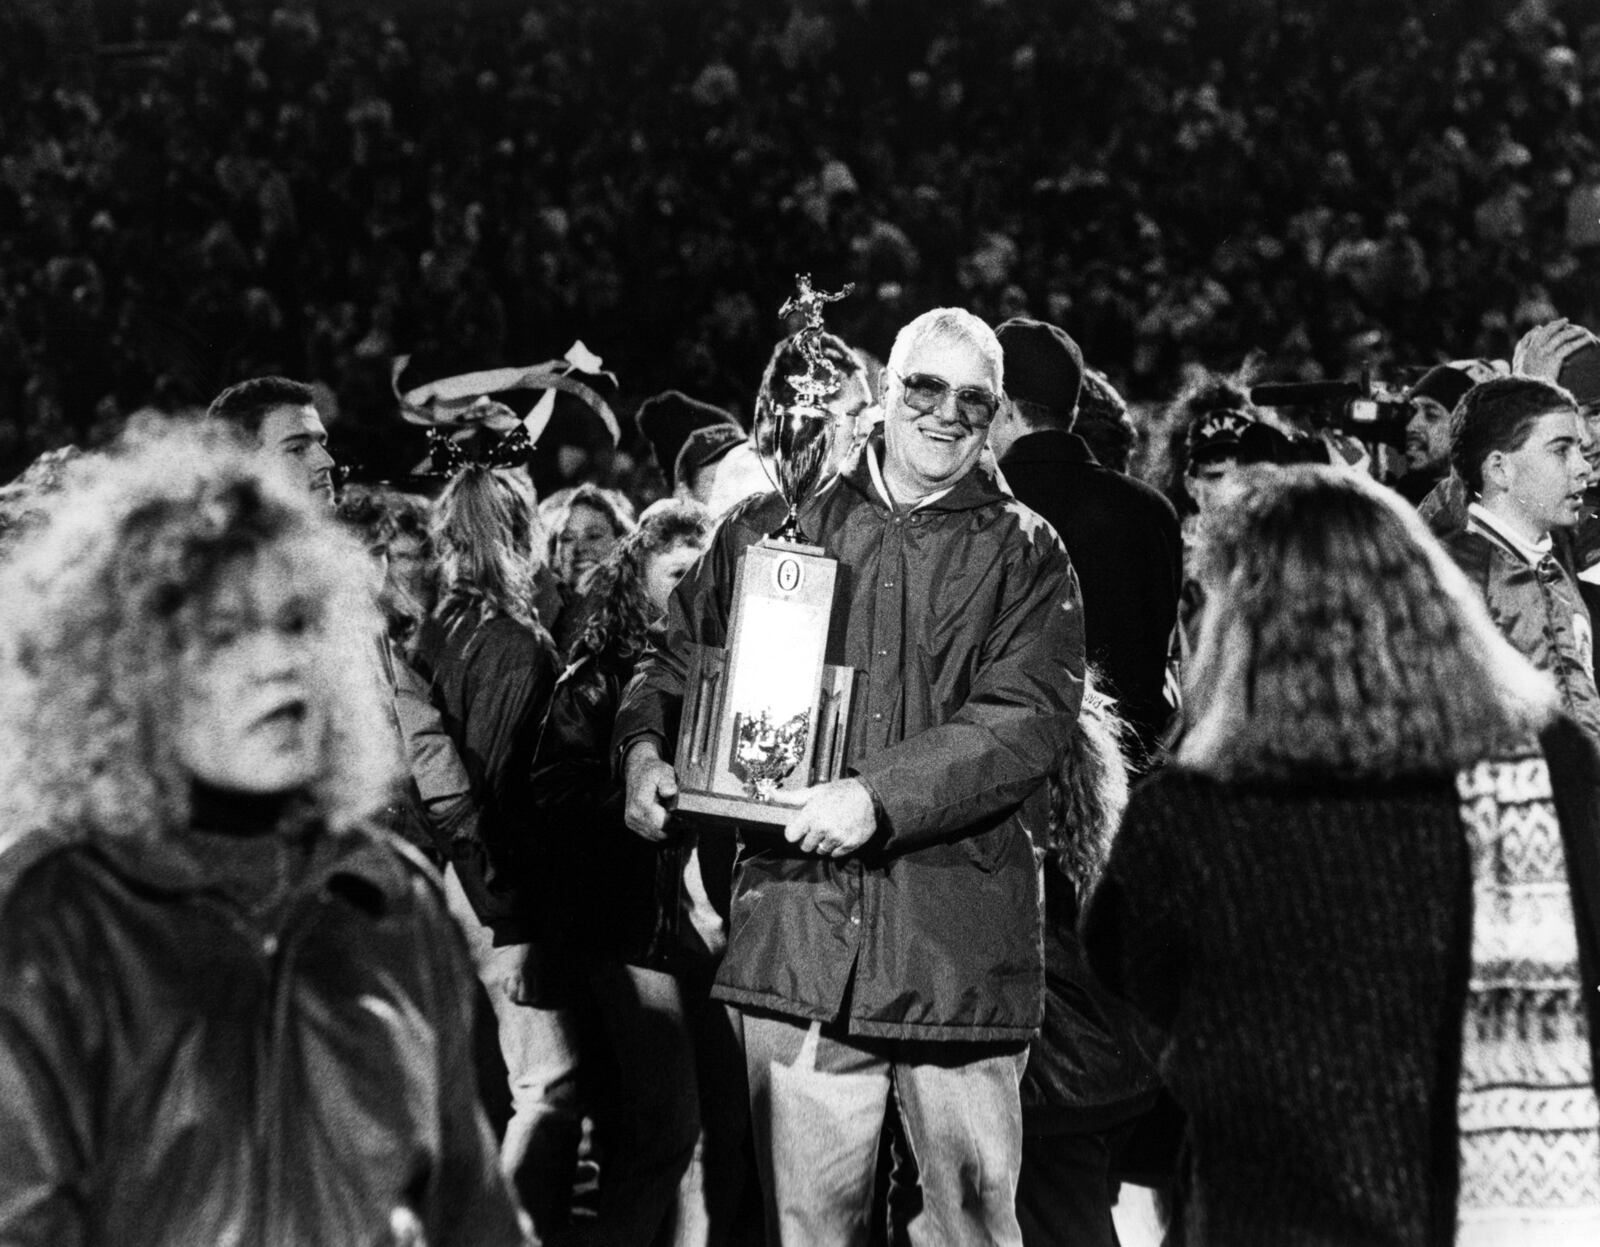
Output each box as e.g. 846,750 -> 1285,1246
742,1012 -> 1028,1247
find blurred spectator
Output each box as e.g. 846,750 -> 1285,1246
1074,369 -> 1137,475
339,483 -> 436,625
0,426 -> 523,1245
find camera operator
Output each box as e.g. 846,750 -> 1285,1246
1393,365 -> 1476,506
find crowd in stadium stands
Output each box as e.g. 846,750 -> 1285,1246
3,0 -> 1600,488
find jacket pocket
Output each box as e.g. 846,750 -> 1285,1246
963,820 -> 1015,873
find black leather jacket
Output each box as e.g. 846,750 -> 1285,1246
0,820 -> 525,1247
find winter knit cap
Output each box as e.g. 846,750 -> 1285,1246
1407,364 -> 1476,414
996,318 -> 1085,421
635,390 -> 741,490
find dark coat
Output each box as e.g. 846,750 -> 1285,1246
997,429 -> 1180,763
615,434 -> 1085,1041
1082,717 -> 1600,1247
0,821 -> 524,1247
414,610 -> 559,944
527,641 -> 684,972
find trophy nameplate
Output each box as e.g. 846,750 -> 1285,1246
671,276 -> 859,830
674,539 -> 857,829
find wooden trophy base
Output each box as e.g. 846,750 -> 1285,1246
671,538 -> 857,832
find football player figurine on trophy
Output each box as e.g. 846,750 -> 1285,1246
672,275 -> 860,828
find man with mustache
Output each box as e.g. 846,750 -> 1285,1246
1393,363 -> 1476,506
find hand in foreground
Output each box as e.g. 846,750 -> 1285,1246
1513,318 -> 1595,382
784,778 -> 877,857
623,743 -> 678,842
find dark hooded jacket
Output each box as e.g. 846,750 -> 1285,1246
0,819 -> 525,1247
614,433 -> 1085,1041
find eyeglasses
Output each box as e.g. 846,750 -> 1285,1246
894,372 -> 1001,429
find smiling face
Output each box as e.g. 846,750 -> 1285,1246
882,332 -> 1000,503
1488,408 -> 1591,539
257,404 -> 336,508
556,501 -> 620,588
174,554 -> 326,794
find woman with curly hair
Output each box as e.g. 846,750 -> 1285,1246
0,427 -> 522,1246
1085,465 -> 1600,1245
540,483 -> 638,654
528,498 -> 748,1246
411,461 -> 572,1240
544,483 -> 638,595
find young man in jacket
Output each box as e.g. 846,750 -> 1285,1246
1442,375 -> 1600,743
617,307 -> 1084,1245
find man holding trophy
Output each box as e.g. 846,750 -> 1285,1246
616,292 -> 1084,1245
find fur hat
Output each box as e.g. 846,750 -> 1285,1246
635,391 -> 741,490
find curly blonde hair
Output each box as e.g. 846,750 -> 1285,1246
0,426 -> 397,843
1179,465 -> 1555,780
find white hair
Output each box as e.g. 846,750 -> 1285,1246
885,308 -> 1005,393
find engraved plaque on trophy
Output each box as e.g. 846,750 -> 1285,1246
673,276 -> 859,830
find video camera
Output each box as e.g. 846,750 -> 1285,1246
1249,373 -> 1413,449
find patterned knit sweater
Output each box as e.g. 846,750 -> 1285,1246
1455,756 -> 1600,1242
1083,732 -> 1600,1247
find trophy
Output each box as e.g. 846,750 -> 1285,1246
673,276 -> 860,829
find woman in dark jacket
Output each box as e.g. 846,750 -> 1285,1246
529,498 -> 748,1247
1084,466 -> 1600,1246
0,429 -> 522,1247
410,461 -> 570,1239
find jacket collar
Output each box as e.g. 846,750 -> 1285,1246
833,428 -> 1013,516
81,816 -> 412,914
999,428 -> 1098,468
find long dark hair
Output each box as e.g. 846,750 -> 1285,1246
572,499 -> 711,665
